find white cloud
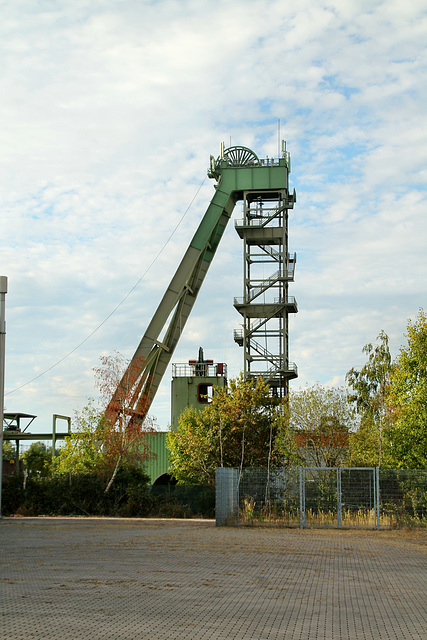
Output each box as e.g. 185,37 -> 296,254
1,0 -> 426,434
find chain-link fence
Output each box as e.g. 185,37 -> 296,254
301,467 -> 380,529
216,467 -> 427,529
379,469 -> 427,527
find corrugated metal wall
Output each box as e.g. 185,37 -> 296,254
144,432 -> 170,483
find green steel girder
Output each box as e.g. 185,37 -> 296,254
106,147 -> 291,425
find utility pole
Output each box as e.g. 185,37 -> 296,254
0,276 -> 7,517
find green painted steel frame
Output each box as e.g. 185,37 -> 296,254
106,149 -> 291,426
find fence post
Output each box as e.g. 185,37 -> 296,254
299,467 -> 304,529
236,470 -> 240,527
0,276 -> 7,518
215,468 -> 239,526
337,468 -> 342,528
375,467 -> 381,530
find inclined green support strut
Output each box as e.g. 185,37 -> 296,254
106,146 -> 292,425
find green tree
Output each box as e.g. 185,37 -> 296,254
21,442 -> 54,477
166,405 -> 220,484
384,309 -> 427,468
53,399 -> 105,475
2,440 -> 16,461
54,352 -> 156,491
346,330 -> 393,466
283,384 -> 355,467
167,375 -> 289,485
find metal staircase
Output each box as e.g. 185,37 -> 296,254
233,143 -> 298,397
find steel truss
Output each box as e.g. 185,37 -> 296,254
234,161 -> 298,397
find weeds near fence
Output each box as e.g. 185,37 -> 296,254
237,498 -> 300,528
233,500 -> 427,530
381,503 -> 427,530
217,467 -> 427,530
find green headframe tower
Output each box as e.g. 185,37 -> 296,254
229,145 -> 298,398
106,143 -> 297,428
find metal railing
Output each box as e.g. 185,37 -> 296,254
234,295 -> 297,308
235,216 -> 279,228
172,363 -> 227,378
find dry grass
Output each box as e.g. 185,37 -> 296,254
236,500 -> 427,541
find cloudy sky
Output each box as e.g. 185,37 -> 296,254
1,0 -> 426,436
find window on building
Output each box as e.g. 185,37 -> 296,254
197,383 -> 213,404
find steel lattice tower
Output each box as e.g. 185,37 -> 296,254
233,145 -> 298,397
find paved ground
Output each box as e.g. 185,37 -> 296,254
0,518 -> 426,639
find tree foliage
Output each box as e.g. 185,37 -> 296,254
94,351 -> 156,491
346,330 -> 392,418
384,309 -> 427,468
54,352 -> 157,491
53,399 -> 105,475
2,440 -> 16,461
346,330 -> 393,466
347,312 -> 427,468
282,384 -> 356,467
167,375 -> 289,485
21,442 -> 55,477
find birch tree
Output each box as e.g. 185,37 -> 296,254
55,353 -> 156,491
384,309 -> 427,468
346,330 -> 392,466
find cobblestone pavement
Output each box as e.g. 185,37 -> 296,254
0,518 -> 426,639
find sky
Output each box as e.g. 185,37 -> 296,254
1,0 -> 426,437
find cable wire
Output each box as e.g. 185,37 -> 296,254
6,176 -> 207,396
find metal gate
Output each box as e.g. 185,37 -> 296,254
299,467 -> 380,529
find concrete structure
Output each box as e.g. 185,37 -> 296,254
144,349 -> 228,484
170,347 -> 227,432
